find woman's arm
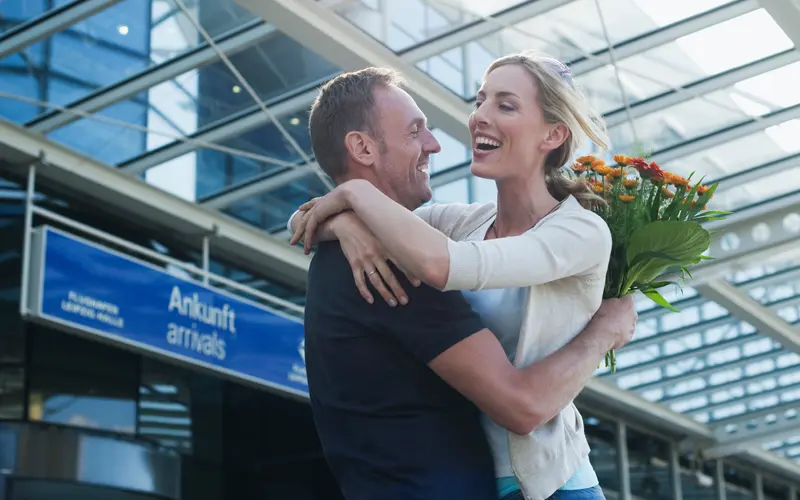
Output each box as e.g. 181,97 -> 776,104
339,180 -> 453,289
336,180 -> 611,291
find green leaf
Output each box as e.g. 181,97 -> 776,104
642,288 -> 680,312
624,220 -> 711,290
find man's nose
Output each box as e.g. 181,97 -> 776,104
424,130 -> 442,154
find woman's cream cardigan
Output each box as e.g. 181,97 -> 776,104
413,195 -> 612,500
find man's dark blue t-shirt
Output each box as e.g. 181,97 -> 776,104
304,241 -> 496,500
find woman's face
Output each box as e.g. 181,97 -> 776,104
469,63 -> 567,181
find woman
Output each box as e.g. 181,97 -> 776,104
290,52 -> 612,500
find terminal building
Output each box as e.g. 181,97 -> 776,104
0,0 -> 799,498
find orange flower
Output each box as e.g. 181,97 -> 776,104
572,162 -> 588,173
613,154 -> 633,165
619,194 -> 635,202
576,155 -> 599,165
593,164 -> 612,175
696,184 -> 710,195
591,183 -> 604,193
622,178 -> 638,188
606,167 -> 623,178
664,172 -> 689,188
661,187 -> 675,199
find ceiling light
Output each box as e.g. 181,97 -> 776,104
118,25 -> 129,35
290,117 -> 300,126
232,85 -> 241,94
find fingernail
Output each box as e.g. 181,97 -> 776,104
389,299 -> 397,307
399,296 -> 408,305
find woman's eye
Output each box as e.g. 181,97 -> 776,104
500,103 -> 515,111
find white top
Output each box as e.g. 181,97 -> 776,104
413,196 -> 612,500
460,217 -> 599,491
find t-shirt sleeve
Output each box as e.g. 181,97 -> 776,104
368,268 -> 486,364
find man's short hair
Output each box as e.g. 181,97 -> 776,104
309,67 -> 406,180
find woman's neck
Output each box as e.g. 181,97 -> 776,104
492,176 -> 559,238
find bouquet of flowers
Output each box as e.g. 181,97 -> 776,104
570,154 -> 730,372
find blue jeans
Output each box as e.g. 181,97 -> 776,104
500,485 -> 606,500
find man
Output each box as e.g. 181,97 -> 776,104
298,67 -> 637,500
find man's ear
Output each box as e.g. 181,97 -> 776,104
541,123 -> 570,153
344,131 -> 376,167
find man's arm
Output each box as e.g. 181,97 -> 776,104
429,319 -> 620,435
380,274 -> 637,436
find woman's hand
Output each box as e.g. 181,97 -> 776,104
290,186 -> 352,254
334,213 -> 421,306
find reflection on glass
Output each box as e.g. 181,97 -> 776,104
140,358 -> 193,453
0,0 -> 51,35
224,172 -> 329,232
28,327 -> 139,433
47,32 -> 337,167
582,413 -> 620,494
0,367 -> 25,419
418,0 -> 738,98
627,426 -> 674,500
724,464 -> 756,500
193,108 -> 314,200
762,480 -> 791,500
28,370 -> 137,433
1,0 -> 254,124
679,459 -> 718,500
581,9 -> 793,115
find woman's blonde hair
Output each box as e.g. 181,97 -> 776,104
485,51 -> 609,207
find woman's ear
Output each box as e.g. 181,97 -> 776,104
344,131 -> 376,167
541,123 -> 570,153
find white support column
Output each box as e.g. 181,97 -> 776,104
759,0 -> 800,47
234,0 -> 473,145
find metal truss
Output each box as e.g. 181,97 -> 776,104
0,0 -> 123,59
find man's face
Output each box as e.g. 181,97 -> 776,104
371,85 -> 441,210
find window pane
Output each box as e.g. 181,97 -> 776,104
627,427 -> 674,500
28,369 -> 137,433
583,414 -> 620,494
0,0 -> 260,124
224,172 -> 329,233
139,358 -> 193,453
0,367 -> 25,420
418,0 -> 740,98
581,10 -> 793,115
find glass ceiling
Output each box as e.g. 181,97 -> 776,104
1,0 -> 799,473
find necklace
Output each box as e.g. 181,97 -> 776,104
488,199 -> 565,239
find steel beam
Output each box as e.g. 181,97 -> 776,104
0,118 -> 311,288
27,22 -> 278,133
604,50 -> 800,128
570,0 -> 760,75
201,164 -> 315,209
695,280 -> 800,355
234,0 -> 473,145
119,88 -> 318,174
0,0 -> 123,59
398,0 -> 574,63
759,0 -> 800,48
